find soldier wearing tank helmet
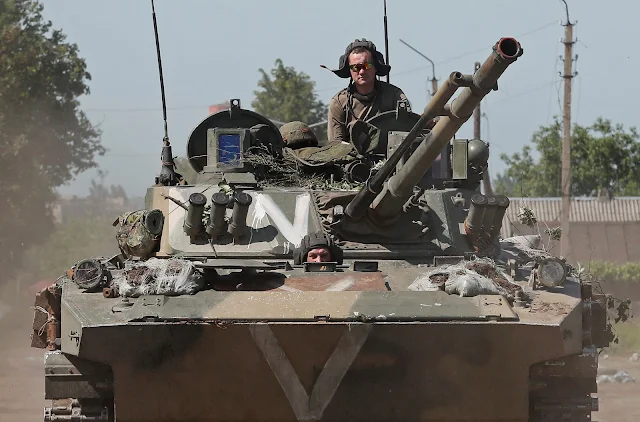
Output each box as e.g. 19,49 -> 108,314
293,232 -> 344,265
325,38 -> 412,145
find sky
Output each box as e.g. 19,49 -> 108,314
40,0 -> 639,198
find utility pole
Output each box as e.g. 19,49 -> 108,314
399,39 -> 438,99
473,62 -> 493,195
560,0 -> 576,261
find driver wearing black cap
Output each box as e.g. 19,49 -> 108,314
325,38 -> 412,146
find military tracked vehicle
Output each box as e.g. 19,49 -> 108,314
30,34 -> 614,422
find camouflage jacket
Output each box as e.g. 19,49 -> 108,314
327,81 -> 411,144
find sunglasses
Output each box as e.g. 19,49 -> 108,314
349,62 -> 373,72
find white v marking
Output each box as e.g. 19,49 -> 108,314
251,193 -> 311,247
249,323 -> 372,420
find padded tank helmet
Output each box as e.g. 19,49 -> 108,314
293,232 -> 343,265
467,139 -> 490,170
326,38 -> 391,79
279,121 -> 318,149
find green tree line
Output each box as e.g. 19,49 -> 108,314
494,117 -> 640,197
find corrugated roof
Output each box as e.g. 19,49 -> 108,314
504,197 -> 640,223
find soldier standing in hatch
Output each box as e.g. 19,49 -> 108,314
325,38 -> 412,144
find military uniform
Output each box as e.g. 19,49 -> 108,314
327,81 -> 411,144
324,38 -> 412,146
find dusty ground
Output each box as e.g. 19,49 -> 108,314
596,354 -> 640,422
0,305 -> 47,421
0,301 -> 639,422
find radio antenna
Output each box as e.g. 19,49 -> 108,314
151,0 -> 180,186
383,0 -> 390,83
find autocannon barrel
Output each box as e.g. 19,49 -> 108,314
370,38 -> 523,221
344,71 -> 467,221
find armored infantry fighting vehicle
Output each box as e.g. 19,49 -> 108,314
30,31 -> 614,422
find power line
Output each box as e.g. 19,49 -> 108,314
100,153 -> 159,157
85,104 -> 210,113
488,80 -> 557,106
392,20 -> 558,77
83,20 -> 560,114
316,20 -> 558,94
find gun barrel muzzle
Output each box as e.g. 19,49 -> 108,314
344,71 -> 465,221
371,38 -> 523,222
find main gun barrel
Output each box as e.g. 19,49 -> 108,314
370,38 -> 523,221
344,71 -> 466,221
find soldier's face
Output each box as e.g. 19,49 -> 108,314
349,51 -> 376,88
306,247 -> 332,263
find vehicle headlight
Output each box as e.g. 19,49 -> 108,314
537,257 -> 567,287
73,259 -> 106,291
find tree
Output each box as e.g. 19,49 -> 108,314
109,185 -> 127,201
0,0 -> 104,285
494,117 -> 640,197
89,170 -> 110,201
19,213 -> 120,285
252,59 -> 329,140
87,170 -> 127,202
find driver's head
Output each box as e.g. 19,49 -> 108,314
306,246 -> 333,263
293,232 -> 343,265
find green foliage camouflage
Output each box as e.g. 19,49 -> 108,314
243,147 -> 363,191
0,0 -> 104,285
494,117 -> 640,197
606,320 -> 640,355
576,260 -> 637,353
580,261 -> 640,284
252,59 -> 328,140
88,171 -> 127,202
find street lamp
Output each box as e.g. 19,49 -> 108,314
399,39 -> 438,98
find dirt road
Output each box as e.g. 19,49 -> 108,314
1,305 -> 638,422
595,354 -> 640,422
0,307 -> 46,421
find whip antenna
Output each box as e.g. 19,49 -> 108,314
151,0 -> 180,186
383,0 -> 390,83
152,0 -> 168,141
